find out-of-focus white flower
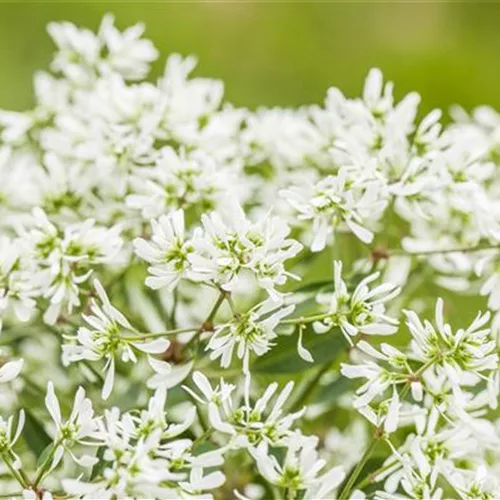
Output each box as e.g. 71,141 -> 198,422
283,169 -> 388,251
127,147 -> 236,219
324,420 -> 368,470
0,236 -> 37,331
0,410 -> 25,468
447,465 -> 500,500
48,14 -> 157,85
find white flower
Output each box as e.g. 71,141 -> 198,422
62,279 -> 169,399
231,376 -> 304,448
283,169 -> 388,251
0,236 -> 37,331
448,465 -> 500,500
130,388 -> 197,442
134,209 -> 194,291
189,201 -> 302,299
0,410 -> 25,465
127,146 -> 236,219
183,371 -> 236,435
242,108 -> 324,169
98,14 -> 158,80
187,372 -> 304,449
21,208 -> 123,325
44,382 -> 100,470
250,432 -> 345,498
206,300 -> 295,371
313,261 -> 400,344
48,15 -> 157,86
158,53 -> 224,140
404,298 -> 497,396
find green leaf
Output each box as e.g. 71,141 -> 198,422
36,442 -> 53,468
291,280 -> 334,295
253,326 -> 346,373
314,374 -> 354,405
22,409 -> 51,458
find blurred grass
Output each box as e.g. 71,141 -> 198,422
1,2 -> 500,114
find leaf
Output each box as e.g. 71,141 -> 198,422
22,409 -> 51,458
315,374 -> 354,405
36,442 -> 53,468
253,325 -> 346,373
292,280 -> 334,295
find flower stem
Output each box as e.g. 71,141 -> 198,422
389,243 -> 500,257
33,439 -> 62,488
1,452 -> 28,488
206,291 -> 228,324
125,326 -> 199,341
338,437 -> 379,500
355,460 -> 397,490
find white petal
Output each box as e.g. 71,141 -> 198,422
0,359 -> 23,383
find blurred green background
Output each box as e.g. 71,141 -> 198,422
1,1 -> 500,115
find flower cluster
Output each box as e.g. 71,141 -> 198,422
1,15 -> 500,500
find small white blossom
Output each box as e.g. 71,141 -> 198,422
62,279 -> 169,399
189,201 -> 302,299
250,432 -> 345,498
206,300 -> 295,371
45,382 -> 100,470
134,209 -> 193,291
313,260 -> 400,343
283,169 -> 388,251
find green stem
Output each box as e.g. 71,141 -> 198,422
206,291 -> 227,324
125,326 -> 198,341
389,243 -> 500,257
1,452 -> 27,488
355,460 -> 397,490
182,291 -> 229,355
168,288 -> 179,329
33,439 -> 62,488
338,438 -> 379,500
15,459 -> 30,488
